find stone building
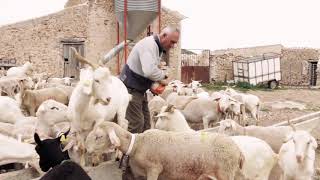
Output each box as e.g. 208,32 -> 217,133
0,0 -> 184,79
207,44 -> 320,87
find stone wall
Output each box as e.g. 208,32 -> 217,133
281,48 -> 319,86
209,44 -> 282,83
0,0 -> 183,79
209,53 -> 244,82
0,5 -> 88,77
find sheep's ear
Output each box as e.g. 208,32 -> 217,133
213,97 -> 221,101
62,140 -> 75,152
108,129 -> 121,147
164,104 -> 175,113
284,133 -> 293,143
155,113 -> 165,118
310,137 -> 318,149
34,133 -> 42,145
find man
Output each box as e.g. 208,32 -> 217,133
120,25 -> 180,134
119,26 -> 179,180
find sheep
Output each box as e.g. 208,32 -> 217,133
65,66 -> 128,166
218,119 -> 294,153
33,132 -> 91,180
0,134 -> 38,167
181,97 -> 228,129
36,100 -> 70,138
278,130 -> 317,180
225,87 -> 261,125
148,95 -> 167,129
6,62 -> 33,77
155,105 -> 278,180
0,77 -> 33,97
47,77 -> 74,86
17,87 -> 70,116
0,96 -> 25,124
70,47 -> 131,130
188,80 -> 206,94
166,92 -> 197,110
155,105 -> 194,132
85,121 -> 244,180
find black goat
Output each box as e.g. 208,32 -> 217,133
34,131 -> 91,180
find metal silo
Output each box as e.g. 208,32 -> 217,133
115,0 -> 160,40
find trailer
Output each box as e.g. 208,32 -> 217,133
232,53 -> 281,89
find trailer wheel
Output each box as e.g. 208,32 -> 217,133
269,80 -> 278,89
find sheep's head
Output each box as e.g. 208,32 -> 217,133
79,67 -> 94,95
189,80 -> 202,91
85,122 -> 120,154
91,67 -> 112,105
36,100 -> 68,127
154,104 -> 189,132
218,119 -> 238,135
228,99 -> 243,115
34,130 -> 70,172
72,47 -> 112,106
284,130 -> 317,163
225,87 -> 237,95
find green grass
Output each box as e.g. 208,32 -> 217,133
202,81 -> 281,92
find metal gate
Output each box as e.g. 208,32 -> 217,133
181,66 -> 210,84
310,62 -> 318,86
181,49 -> 210,84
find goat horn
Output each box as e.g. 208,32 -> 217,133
287,119 -> 296,131
70,47 -> 99,69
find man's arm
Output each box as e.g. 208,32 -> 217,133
139,47 -> 166,81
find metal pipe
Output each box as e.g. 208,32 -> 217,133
117,22 -> 120,74
101,40 -> 132,65
158,0 -> 161,33
124,0 -> 128,63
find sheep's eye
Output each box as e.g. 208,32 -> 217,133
95,136 -> 102,140
95,80 -> 100,83
50,106 -> 59,110
307,141 -> 311,144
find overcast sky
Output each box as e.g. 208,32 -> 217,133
1,0 -> 320,50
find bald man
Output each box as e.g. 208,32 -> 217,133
119,25 -> 179,180
120,26 -> 180,134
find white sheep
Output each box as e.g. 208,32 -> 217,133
6,62 -> 33,77
85,121 -> 244,180
148,96 -> 167,129
0,96 -> 25,124
0,134 -> 38,167
35,100 -> 70,138
218,119 -> 294,153
65,49 -> 131,166
155,105 -> 194,132
225,87 -> 261,125
166,92 -> 197,110
17,87 -> 69,116
181,96 -> 242,129
155,105 -> 277,180
279,130 -> 317,180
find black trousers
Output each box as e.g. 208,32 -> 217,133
126,89 -> 151,134
122,88 -> 150,180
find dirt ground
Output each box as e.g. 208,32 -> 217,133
249,89 -> 320,126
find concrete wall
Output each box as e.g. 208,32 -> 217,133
0,0 -> 183,79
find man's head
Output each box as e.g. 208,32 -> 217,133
159,26 -> 180,51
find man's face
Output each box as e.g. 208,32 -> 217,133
160,31 -> 180,51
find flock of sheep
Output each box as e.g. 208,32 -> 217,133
0,47 -> 318,180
